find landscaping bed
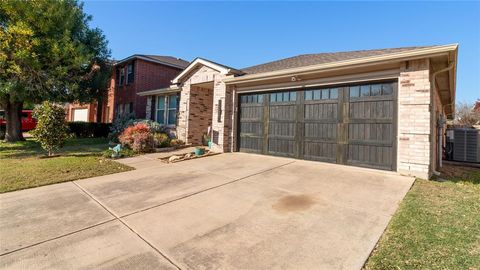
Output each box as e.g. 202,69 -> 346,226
159,147 -> 220,163
0,138 -> 132,193
364,164 -> 480,270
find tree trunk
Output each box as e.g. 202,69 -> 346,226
4,101 -> 25,142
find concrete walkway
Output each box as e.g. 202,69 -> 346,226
0,153 -> 414,270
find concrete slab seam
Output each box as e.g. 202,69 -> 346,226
71,181 -> 182,270
0,218 -> 116,257
119,160 -> 297,219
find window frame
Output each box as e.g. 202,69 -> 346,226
119,67 -> 125,86
127,63 -> 134,84
155,94 -> 179,126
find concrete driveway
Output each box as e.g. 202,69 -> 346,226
0,153 -> 414,270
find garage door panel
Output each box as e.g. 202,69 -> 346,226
304,103 -> 338,119
269,122 -> 295,137
348,123 -> 392,143
240,106 -> 263,120
269,105 -> 296,120
268,139 -> 295,157
238,81 -> 396,171
240,122 -> 263,136
239,136 -> 263,153
347,144 -> 392,169
349,100 -> 393,119
304,123 -> 337,140
303,141 -> 337,162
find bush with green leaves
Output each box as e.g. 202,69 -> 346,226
108,113 -> 135,142
153,133 -> 170,148
30,101 -> 69,156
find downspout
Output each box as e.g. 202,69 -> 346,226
431,62 -> 455,173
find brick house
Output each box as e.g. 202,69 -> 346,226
66,55 -> 189,123
141,44 -> 458,179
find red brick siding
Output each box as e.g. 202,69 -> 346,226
112,59 -> 183,119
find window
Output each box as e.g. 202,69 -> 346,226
240,94 -> 263,104
304,88 -> 338,100
349,83 -> 394,98
156,95 -> 178,125
360,85 -> 370,97
127,63 -> 134,84
270,91 -> 297,103
168,95 -> 178,125
116,103 -> 123,116
119,67 -> 125,86
0,111 -> 4,120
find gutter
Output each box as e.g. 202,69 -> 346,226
226,44 -> 458,84
137,87 -> 181,97
431,61 -> 455,170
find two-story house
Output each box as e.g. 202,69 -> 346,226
66,54 -> 189,123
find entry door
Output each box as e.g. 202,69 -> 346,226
238,81 -> 397,170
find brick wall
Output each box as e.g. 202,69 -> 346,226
177,65 -> 222,146
397,59 -> 432,179
113,59 -> 183,119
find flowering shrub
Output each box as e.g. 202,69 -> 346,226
170,139 -> 185,147
118,123 -> 153,153
153,133 -> 170,148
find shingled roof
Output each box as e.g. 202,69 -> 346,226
241,46 -> 433,74
115,54 -> 190,69
139,55 -> 190,68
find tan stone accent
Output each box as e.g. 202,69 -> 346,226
397,59 -> 432,179
145,96 -> 152,120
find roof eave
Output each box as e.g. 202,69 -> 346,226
172,58 -> 243,84
137,86 -> 181,97
226,44 -> 459,84
115,55 -> 187,69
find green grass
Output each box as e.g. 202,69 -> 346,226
365,167 -> 480,270
0,138 -> 133,193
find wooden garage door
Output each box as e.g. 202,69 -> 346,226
238,81 -> 397,170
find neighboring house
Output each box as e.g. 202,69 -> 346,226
66,101 -> 106,122
141,44 -> 458,179
110,55 -> 189,121
66,54 -> 189,123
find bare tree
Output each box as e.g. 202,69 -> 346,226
454,101 -> 480,126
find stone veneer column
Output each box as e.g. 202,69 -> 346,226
176,84 -> 190,143
145,96 -> 152,120
211,78 -> 232,152
397,59 -> 432,179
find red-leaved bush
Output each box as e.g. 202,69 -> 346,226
118,123 -> 154,153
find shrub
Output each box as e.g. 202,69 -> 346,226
108,113 -> 135,142
170,139 -> 185,147
118,123 -> 153,153
68,122 -> 111,138
153,133 -> 170,148
129,119 -> 163,133
30,101 -> 69,156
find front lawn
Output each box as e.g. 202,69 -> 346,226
0,137 -> 132,193
365,165 -> 480,270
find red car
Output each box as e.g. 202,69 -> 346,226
0,110 -> 37,131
